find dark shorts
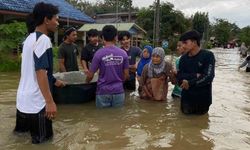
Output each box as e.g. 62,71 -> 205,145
124,78 -> 136,91
124,72 -> 136,91
181,103 -> 210,115
246,67 -> 250,72
14,108 -> 53,144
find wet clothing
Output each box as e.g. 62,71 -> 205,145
177,49 -> 215,114
139,61 -> 176,101
239,56 -> 250,72
96,93 -> 125,108
81,43 -> 103,68
14,108 -> 53,144
16,32 -> 56,143
122,46 -> 142,90
171,56 -> 182,98
17,32 -> 56,113
90,45 -> 129,95
58,42 -> 79,72
239,45 -> 248,57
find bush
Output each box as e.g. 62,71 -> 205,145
0,21 -> 26,52
0,53 -> 21,72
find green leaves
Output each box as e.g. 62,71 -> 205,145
0,21 -> 26,52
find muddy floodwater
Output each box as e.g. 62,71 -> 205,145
0,48 -> 250,150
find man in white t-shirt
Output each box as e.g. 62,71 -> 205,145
14,2 -> 64,144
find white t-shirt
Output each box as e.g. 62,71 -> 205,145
16,32 -> 52,113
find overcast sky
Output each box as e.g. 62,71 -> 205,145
89,0 -> 250,28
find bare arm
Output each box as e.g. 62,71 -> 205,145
36,69 -> 56,120
86,71 -> 94,83
124,68 -> 129,81
59,58 -> 66,72
81,59 -> 89,74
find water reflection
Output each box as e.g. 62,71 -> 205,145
1,48 -> 250,149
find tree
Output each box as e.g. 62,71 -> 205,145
192,12 -> 209,48
192,12 -> 209,36
239,26 -> 250,46
136,2 -> 190,49
0,21 -> 26,52
211,18 -> 239,46
65,0 -> 138,16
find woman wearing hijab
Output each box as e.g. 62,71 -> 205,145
139,47 -> 176,101
137,45 -> 153,80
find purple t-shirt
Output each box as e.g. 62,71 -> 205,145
90,45 -> 129,95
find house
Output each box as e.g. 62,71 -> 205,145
78,23 -> 146,47
93,12 -> 138,24
0,0 -> 95,46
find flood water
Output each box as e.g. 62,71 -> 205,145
0,48 -> 250,150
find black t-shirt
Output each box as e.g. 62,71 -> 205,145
177,49 -> 215,106
81,43 -> 103,65
58,42 -> 79,72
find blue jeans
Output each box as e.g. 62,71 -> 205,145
96,93 -> 125,108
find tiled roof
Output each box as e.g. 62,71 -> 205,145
0,0 -> 95,23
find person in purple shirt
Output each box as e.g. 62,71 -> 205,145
86,25 -> 129,108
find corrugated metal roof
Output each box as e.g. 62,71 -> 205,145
0,0 -> 95,23
78,23 -> 146,34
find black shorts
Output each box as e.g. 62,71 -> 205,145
14,108 -> 53,144
181,103 -> 210,115
124,72 -> 136,91
124,78 -> 136,91
246,67 -> 250,72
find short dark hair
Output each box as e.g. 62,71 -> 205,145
179,30 -> 201,46
87,29 -> 99,37
118,31 -> 131,41
102,25 -> 117,41
64,27 -> 76,35
26,2 -> 59,33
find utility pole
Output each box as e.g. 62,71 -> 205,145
128,0 -> 131,22
155,0 -> 160,47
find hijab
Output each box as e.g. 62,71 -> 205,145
148,47 -> 166,78
137,45 -> 153,76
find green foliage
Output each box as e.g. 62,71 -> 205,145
0,53 -> 21,72
168,35 -> 180,53
210,18 -> 240,45
136,2 -> 190,44
140,39 -> 153,49
136,7 -> 155,40
0,21 -> 26,72
0,21 -> 27,52
239,26 -> 250,46
192,12 -> 209,36
65,0 -> 138,16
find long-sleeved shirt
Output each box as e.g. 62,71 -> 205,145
239,56 -> 250,69
177,49 -> 215,106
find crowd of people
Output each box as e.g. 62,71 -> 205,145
14,2 -> 233,144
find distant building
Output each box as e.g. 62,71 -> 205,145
0,0 -> 95,46
93,12 -> 138,24
78,23 -> 146,47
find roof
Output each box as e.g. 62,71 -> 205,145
78,23 -> 146,34
95,18 -> 122,24
0,0 -> 95,23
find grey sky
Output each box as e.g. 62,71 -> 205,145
89,0 -> 250,28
